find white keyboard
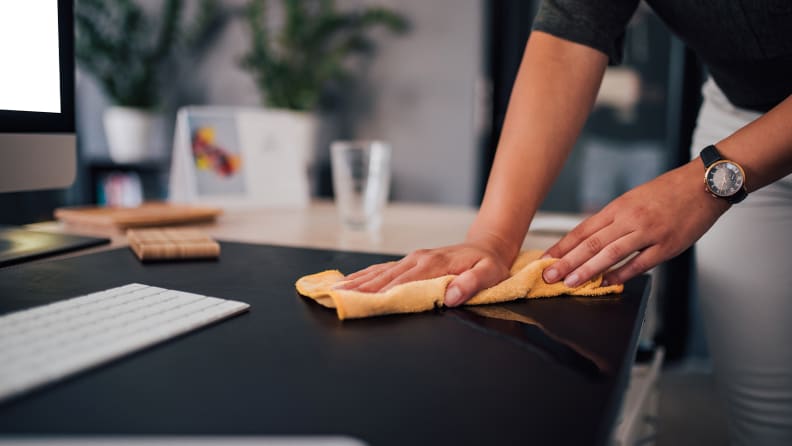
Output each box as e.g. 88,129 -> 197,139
0,283 -> 250,402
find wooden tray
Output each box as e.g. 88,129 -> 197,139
55,203 -> 222,230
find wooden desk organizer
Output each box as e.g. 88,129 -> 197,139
126,228 -> 220,261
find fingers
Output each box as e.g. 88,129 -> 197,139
543,214 -> 612,260
342,260 -> 414,292
543,223 -> 641,286
343,262 -> 395,282
602,246 -> 662,285
444,258 -> 506,307
559,231 -> 646,287
379,265 -> 447,292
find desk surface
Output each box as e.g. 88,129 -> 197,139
0,242 -> 648,446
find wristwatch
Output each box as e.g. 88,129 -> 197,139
700,145 -> 747,204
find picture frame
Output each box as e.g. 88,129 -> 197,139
169,106 -> 311,208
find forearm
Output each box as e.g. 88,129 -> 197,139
467,31 -> 608,260
715,94 -> 792,192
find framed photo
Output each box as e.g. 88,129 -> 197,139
169,106 -> 311,208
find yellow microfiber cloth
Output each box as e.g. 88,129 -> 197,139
295,250 -> 624,320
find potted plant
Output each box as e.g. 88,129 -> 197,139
75,0 -> 229,163
239,0 -> 408,190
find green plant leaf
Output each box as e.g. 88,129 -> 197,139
75,0 -> 230,109
239,0 -> 409,112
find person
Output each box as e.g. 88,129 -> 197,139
340,1 -> 792,443
578,4 -> 669,213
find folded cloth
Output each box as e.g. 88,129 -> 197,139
295,250 -> 624,320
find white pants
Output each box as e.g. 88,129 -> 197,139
691,79 -> 792,445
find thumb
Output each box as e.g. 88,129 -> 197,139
444,259 -> 506,307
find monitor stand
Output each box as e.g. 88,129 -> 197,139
0,225 -> 109,267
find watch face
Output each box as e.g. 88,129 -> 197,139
706,161 -> 745,197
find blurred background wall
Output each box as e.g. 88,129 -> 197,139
76,0 -> 486,206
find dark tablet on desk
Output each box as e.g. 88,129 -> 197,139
0,226 -> 109,267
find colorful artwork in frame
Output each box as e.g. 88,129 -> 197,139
187,113 -> 245,196
169,106 -> 310,208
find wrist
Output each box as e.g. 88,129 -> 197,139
465,229 -> 520,265
681,158 -> 732,215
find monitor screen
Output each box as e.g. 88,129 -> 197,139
0,1 -> 62,114
0,0 -> 76,193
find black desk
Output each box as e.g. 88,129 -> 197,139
0,243 -> 649,445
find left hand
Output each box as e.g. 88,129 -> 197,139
542,160 -> 731,287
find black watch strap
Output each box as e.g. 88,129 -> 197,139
729,187 -> 748,204
700,145 -> 722,167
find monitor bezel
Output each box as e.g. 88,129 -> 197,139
0,0 -> 74,134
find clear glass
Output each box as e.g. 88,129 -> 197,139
331,140 -> 391,231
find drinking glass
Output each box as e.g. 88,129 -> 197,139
330,141 -> 391,231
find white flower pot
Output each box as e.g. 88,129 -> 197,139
265,109 -> 320,194
277,109 -> 317,166
103,106 -> 162,163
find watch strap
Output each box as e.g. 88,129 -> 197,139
700,145 -> 722,167
728,187 -> 748,204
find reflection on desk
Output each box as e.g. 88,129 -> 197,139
453,305 -> 611,376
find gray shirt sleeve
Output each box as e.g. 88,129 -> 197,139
532,0 -> 640,64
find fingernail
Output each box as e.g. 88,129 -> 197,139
543,268 -> 559,283
540,253 -> 551,260
445,286 -> 463,307
564,273 -> 579,288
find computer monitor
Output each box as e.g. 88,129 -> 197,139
0,0 -> 108,267
0,0 -> 76,193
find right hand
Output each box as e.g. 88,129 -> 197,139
336,241 -> 515,307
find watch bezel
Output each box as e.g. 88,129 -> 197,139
704,159 -> 746,198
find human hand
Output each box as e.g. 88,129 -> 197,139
542,161 -> 730,287
337,238 -> 515,307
